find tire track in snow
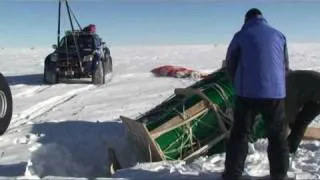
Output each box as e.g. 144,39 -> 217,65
13,86 -> 51,98
9,85 -> 95,130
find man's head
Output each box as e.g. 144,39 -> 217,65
245,8 -> 263,23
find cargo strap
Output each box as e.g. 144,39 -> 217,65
147,84 -> 233,161
174,87 -> 229,133
184,131 -> 230,163
150,103 -> 209,139
170,86 -> 233,161
210,83 -> 233,125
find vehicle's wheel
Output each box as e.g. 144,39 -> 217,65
0,73 -> 12,135
104,47 -> 111,56
103,56 -> 113,74
103,49 -> 112,72
92,61 -> 105,85
43,63 -> 58,84
107,56 -> 113,73
102,60 -> 107,75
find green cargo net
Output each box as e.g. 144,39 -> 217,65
136,69 -> 266,161
138,70 -> 232,129
154,81 -> 234,160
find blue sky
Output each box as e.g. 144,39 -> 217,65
0,0 -> 320,47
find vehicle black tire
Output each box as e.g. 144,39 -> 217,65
103,49 -> 113,73
107,56 -> 113,73
43,63 -> 58,84
102,59 -> 107,75
104,47 -> 111,56
103,56 -> 113,74
92,61 -> 105,85
0,73 -> 12,135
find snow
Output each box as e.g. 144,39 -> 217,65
0,44 -> 319,179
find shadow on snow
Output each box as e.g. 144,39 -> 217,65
29,119 -> 127,178
6,74 -> 43,86
5,73 -> 93,86
0,162 -> 28,177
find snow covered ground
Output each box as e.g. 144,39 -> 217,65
0,44 -> 319,179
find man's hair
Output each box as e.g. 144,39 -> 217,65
245,8 -> 262,23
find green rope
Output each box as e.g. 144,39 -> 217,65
160,81 -> 234,159
162,111 -> 210,159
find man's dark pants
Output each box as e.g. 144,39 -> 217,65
223,96 -> 289,180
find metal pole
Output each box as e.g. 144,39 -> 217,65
65,0 -> 75,33
57,0 -> 61,46
70,8 -> 82,30
65,0 -> 83,71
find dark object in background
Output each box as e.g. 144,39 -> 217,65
43,30 -> 113,85
43,0 -> 112,85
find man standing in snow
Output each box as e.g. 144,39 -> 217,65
223,8 -> 290,180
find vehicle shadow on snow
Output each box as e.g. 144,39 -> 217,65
29,119 -> 128,178
0,162 -> 28,177
6,74 -> 43,85
5,73 -> 94,85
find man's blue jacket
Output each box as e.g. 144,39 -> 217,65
225,16 -> 289,99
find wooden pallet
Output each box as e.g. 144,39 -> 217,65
303,127 -> 320,140
120,115 -> 164,162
